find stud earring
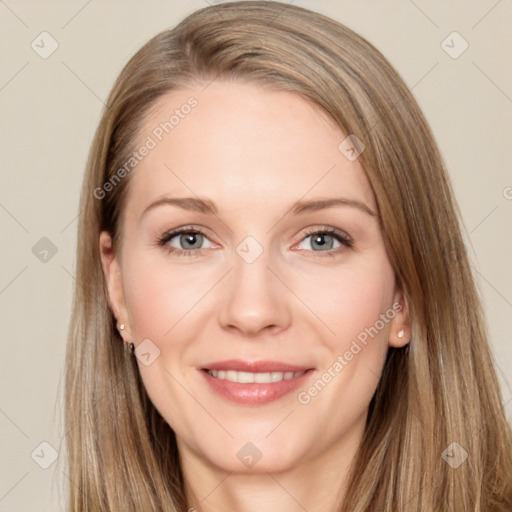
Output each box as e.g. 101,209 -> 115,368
118,323 -> 125,331
397,329 -> 404,338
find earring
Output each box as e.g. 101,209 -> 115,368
118,323 -> 125,331
397,329 -> 404,338
124,341 -> 135,355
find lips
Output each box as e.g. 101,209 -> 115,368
201,359 -> 312,373
199,359 -> 315,405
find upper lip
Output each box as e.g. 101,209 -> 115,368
201,359 -> 313,373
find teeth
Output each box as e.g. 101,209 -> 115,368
207,369 -> 305,383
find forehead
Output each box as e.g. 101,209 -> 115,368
125,80 -> 376,217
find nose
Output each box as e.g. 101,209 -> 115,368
218,246 -> 292,337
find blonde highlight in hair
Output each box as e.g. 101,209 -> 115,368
64,2 -> 512,510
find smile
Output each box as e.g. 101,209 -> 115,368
199,360 -> 314,405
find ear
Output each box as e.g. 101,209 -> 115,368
99,231 -> 131,343
388,285 -> 411,348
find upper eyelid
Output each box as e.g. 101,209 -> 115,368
161,225 -> 217,243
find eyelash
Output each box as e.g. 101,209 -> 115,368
155,225 -> 353,259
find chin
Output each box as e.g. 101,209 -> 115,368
188,432 -> 307,475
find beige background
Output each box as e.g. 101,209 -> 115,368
1,1 -> 511,509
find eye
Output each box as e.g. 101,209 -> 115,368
156,226 -> 215,257
293,227 -> 353,258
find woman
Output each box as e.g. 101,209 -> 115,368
64,1 -> 512,510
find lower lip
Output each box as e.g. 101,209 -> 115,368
200,369 -> 314,405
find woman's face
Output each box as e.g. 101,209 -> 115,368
100,80 -> 409,475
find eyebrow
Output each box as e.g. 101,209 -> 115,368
140,196 -> 377,219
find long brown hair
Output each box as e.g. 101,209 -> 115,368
63,2 -> 512,510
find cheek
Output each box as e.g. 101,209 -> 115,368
300,258 -> 396,351
293,264 -> 395,438
122,256 -> 212,340
120,258 -> 208,431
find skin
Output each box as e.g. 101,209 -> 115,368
100,80 -> 410,512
